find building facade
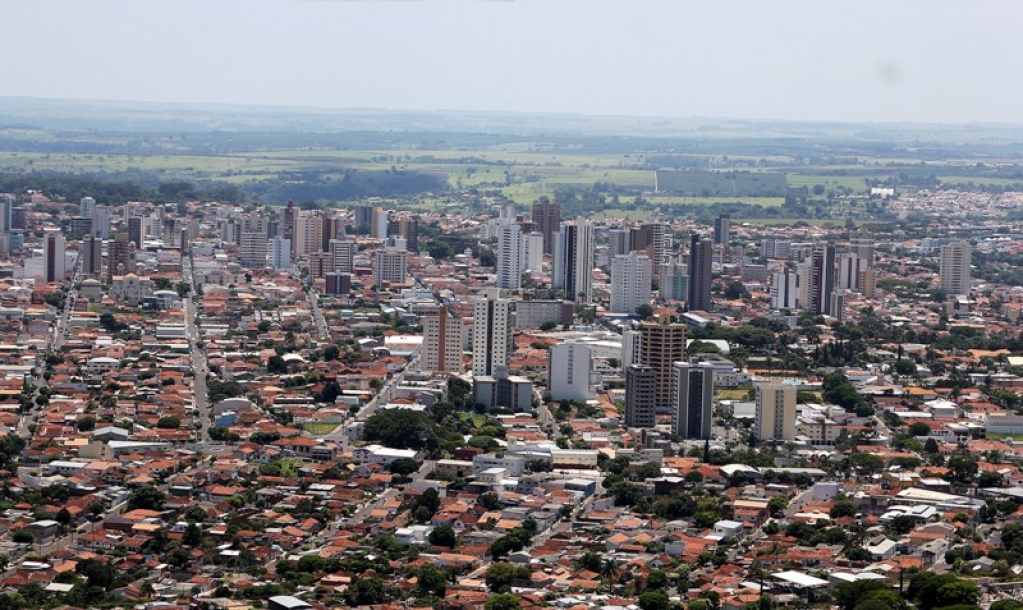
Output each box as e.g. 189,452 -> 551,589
625,364 -> 657,428
672,362 -> 715,440
549,342 -> 594,402
610,251 -> 652,314
552,217 -> 594,302
939,240 -> 972,295
755,382 -> 797,442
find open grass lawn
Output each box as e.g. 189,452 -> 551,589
301,422 -> 339,435
457,412 -> 487,428
716,388 -> 752,401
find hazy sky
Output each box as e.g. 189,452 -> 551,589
4,0 -> 1022,124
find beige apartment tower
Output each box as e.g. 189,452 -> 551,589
939,240 -> 972,296
639,317 -> 687,410
755,382 -> 797,442
420,305 -> 463,373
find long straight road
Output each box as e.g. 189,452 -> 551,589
307,288 -> 329,340
182,260 -> 211,444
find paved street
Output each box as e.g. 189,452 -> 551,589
182,258 -> 211,444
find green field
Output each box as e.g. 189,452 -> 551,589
301,422 -> 339,435
937,176 -> 1023,186
645,195 -> 786,207
785,173 -> 869,190
655,169 -> 787,197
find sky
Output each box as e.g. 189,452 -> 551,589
3,0 -> 1023,124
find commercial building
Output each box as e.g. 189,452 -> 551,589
324,272 -> 351,296
81,233 -> 103,277
673,361 -> 715,440
624,364 -> 657,428
512,300 -> 573,330
688,234 -> 713,312
552,217 -> 594,302
473,368 -> 533,412
799,243 -> 838,316
43,231 -> 66,283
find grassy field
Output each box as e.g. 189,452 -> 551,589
716,388 -> 752,401
785,173 -> 869,190
0,146 -> 898,217
301,422 -> 340,435
457,413 -> 487,427
937,176 -> 1023,186
645,195 -> 786,207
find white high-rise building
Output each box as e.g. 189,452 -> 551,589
523,232 -> 544,272
238,231 -> 268,269
837,253 -> 868,291
610,251 -> 652,314
553,217 -> 594,302
79,197 -> 96,219
472,289 -> 513,376
549,342 -> 594,402
755,382 -> 797,442
771,271 -> 800,310
622,330 -> 642,370
939,240 -> 972,296
496,207 -> 523,289
91,207 -> 112,238
659,258 -> 687,302
372,207 -> 389,239
270,236 -> 292,271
